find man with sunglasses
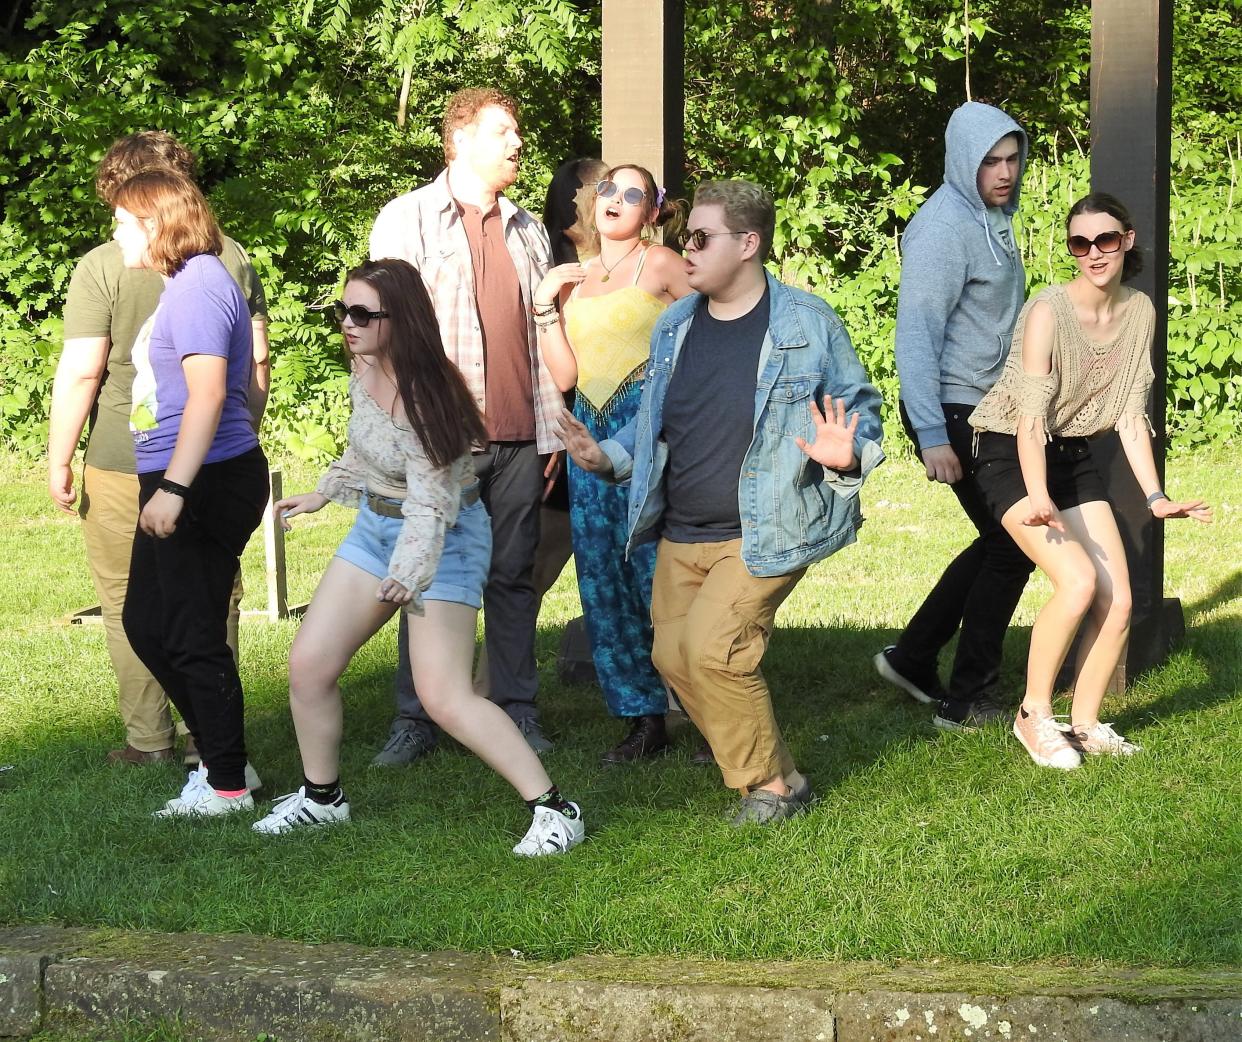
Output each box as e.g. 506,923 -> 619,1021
368,87 -> 561,761
878,101 -> 1037,732
558,179 -> 883,825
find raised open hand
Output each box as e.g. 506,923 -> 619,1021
794,396 -> 859,472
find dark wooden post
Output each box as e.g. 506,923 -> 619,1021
601,0 -> 684,197
1089,0 -> 1182,683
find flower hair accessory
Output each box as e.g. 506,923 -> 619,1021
655,186 -> 666,208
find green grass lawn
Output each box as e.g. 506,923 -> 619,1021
1,449 -> 1238,969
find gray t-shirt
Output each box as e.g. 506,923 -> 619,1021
986,207 -> 1016,259
660,288 -> 770,543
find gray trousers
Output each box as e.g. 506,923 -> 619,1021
391,441 -> 544,732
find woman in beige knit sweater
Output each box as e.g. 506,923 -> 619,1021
970,193 -> 1212,770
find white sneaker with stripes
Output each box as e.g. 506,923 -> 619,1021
512,803 -> 584,856
252,787 -> 351,835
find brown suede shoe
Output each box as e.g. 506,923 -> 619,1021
107,744 -> 175,765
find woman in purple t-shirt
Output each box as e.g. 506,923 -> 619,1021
111,170 -> 269,818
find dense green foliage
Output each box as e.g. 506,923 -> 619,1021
1,0 -> 1238,459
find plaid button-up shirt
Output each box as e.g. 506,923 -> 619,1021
369,170 -> 562,453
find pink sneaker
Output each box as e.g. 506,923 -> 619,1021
1013,705 -> 1082,770
1068,722 -> 1140,757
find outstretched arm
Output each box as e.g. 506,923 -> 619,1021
1119,428 -> 1213,524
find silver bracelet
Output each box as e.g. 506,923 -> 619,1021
1146,490 -> 1168,508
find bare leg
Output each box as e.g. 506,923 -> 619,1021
288,559 -> 397,784
410,601 -> 553,801
1056,501 -> 1133,728
1000,500 -> 1099,712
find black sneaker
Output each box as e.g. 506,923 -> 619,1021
872,645 -> 946,705
933,697 -> 1009,732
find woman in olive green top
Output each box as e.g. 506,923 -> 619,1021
47,131 -> 268,765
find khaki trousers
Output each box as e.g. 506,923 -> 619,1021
79,465 -> 242,752
650,537 -> 804,791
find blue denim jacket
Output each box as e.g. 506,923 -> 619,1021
599,271 -> 885,577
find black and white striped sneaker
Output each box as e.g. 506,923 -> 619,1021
251,786 -> 351,835
512,803 -> 584,856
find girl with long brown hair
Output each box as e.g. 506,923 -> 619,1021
255,259 -> 584,855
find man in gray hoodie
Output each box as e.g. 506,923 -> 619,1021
875,101 -> 1037,731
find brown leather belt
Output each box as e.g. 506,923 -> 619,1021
365,484 -> 480,519
364,492 -> 403,518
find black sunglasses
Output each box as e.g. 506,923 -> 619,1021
686,228 -> 748,251
596,179 -> 648,207
1067,231 -> 1125,257
332,300 -> 389,327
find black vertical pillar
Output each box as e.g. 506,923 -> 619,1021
1090,0 -> 1182,683
601,0 -> 684,198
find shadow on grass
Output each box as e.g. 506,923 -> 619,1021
1185,568 -> 1242,619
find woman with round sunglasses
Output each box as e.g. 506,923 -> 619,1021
111,170 -> 271,818
534,164 -> 692,763
254,260 -> 584,855
969,193 -> 1212,770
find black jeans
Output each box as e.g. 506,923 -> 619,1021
892,403 -> 1034,704
392,440 -> 544,732
123,447 -> 269,790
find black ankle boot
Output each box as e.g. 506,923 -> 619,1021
601,714 -> 669,764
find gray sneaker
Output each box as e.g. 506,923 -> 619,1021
729,783 -> 813,827
372,726 -> 437,766
516,717 -> 553,755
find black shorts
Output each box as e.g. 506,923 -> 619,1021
974,432 -> 1108,521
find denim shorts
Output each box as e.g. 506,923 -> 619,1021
335,490 -> 491,608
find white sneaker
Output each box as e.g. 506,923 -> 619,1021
154,784 -> 254,818
154,762 -> 259,818
252,787 -> 351,835
513,803 -> 584,857
1069,722 -> 1141,757
183,761 -> 263,792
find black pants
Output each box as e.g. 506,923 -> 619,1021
123,447 -> 269,791
393,440 -> 544,731
892,404 -> 1034,704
